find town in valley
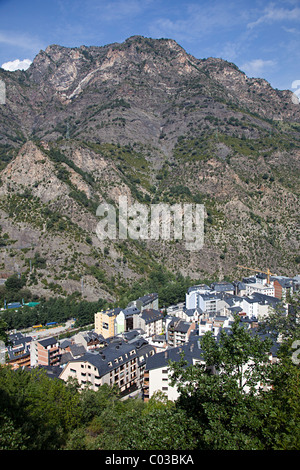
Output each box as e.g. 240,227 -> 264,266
2,269 -> 299,403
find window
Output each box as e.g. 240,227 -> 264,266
102,322 -> 109,330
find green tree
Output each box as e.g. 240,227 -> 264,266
0,366 -> 82,450
0,318 -> 9,344
169,317 -> 275,450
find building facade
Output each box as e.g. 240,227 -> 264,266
60,338 -> 155,394
143,339 -> 204,402
30,337 -> 60,367
94,308 -> 122,339
133,309 -> 164,338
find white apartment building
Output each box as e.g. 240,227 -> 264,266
185,285 -> 212,309
143,339 -> 204,402
244,282 -> 275,297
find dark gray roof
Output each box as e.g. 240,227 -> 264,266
251,292 -> 281,305
140,309 -> 164,323
38,365 -> 62,380
59,352 -> 73,365
211,282 -> 234,292
145,338 -> 204,371
137,293 -> 158,305
214,315 -> 229,322
9,332 -> 23,342
60,339 -> 72,349
169,319 -> 191,333
82,331 -> 104,343
187,284 -> 211,294
152,334 -> 166,343
228,306 -> 243,313
69,344 -> 86,357
39,337 -> 58,348
121,329 -> 142,342
184,307 -> 203,316
200,293 -> 219,301
272,277 -> 294,288
66,338 -> 155,377
121,306 -> 140,316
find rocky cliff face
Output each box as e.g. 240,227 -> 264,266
0,36 -> 299,301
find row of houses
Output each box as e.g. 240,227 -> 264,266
186,275 -> 299,310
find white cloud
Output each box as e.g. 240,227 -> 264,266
240,58 -> 277,77
248,4 -> 300,28
1,58 -> 32,71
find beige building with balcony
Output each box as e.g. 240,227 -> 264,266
59,338 -> 155,394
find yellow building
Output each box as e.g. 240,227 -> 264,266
94,308 -> 122,339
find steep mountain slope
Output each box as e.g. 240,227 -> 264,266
0,36 -> 299,301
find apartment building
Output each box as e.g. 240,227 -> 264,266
30,337 -> 60,367
165,317 -> 196,347
94,308 -> 122,339
115,306 -> 141,334
59,338 -> 155,394
198,293 -> 219,314
128,293 -> 159,312
6,333 -> 32,369
74,331 -> 106,350
244,281 -> 275,297
133,309 -> 164,338
167,306 -> 202,323
143,339 -> 204,402
185,284 -> 212,309
273,277 -> 294,300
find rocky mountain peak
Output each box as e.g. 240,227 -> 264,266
0,36 -> 299,300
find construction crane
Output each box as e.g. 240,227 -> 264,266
237,265 -> 276,284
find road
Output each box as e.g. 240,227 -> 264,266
25,319 -> 75,340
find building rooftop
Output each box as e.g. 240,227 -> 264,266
140,309 -> 164,323
120,306 -> 140,316
210,282 -> 235,292
63,338 -> 155,378
145,338 -> 204,372
137,293 -> 158,305
187,284 -> 211,294
38,337 -> 58,348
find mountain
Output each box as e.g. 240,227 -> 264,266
0,35 -> 299,302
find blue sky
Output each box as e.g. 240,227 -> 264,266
0,0 -> 299,91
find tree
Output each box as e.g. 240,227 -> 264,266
168,317 -> 275,450
0,318 -> 9,345
0,366 -> 82,450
